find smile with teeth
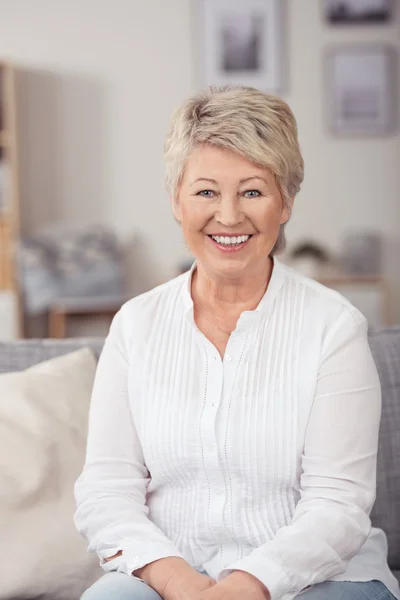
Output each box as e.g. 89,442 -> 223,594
210,234 -> 251,246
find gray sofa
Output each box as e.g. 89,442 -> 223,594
0,328 -> 399,587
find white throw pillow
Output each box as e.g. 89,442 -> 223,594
0,348 -> 103,600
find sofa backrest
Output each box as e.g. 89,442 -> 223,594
368,327 -> 400,569
0,338 -> 104,373
0,329 -> 399,568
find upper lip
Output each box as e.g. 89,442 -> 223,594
208,233 -> 253,236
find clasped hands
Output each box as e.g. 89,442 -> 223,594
133,557 -> 271,600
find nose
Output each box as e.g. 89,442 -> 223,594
215,195 -> 244,227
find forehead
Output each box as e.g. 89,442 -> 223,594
182,145 -> 272,182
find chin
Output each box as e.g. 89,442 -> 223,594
205,254 -> 253,278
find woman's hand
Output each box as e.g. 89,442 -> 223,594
134,558 -> 215,600
163,569 -> 216,600
195,571 -> 271,600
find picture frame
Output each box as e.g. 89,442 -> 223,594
325,45 -> 397,136
198,0 -> 285,93
324,0 -> 392,25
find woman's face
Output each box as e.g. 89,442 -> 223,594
173,144 -> 292,279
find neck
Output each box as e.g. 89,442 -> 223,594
192,257 -> 273,313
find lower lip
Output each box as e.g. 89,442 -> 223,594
208,236 -> 251,253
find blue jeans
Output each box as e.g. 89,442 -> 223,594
81,572 -> 397,600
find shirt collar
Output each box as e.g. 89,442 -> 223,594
181,256 -> 286,318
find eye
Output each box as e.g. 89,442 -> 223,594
243,189 -> 261,198
196,190 -> 216,198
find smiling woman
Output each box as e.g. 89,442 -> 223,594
162,86 -> 304,354
75,85 -> 400,600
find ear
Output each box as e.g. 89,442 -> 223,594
170,195 -> 182,222
280,196 -> 295,225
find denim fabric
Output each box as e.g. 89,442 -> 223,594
298,579 -> 396,599
81,573 -> 396,600
81,572 -> 161,600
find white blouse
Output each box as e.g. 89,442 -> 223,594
74,258 -> 400,600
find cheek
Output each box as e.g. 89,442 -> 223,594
181,203 -> 211,230
181,205 -> 196,229
252,201 -> 284,231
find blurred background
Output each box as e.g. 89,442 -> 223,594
0,0 -> 399,339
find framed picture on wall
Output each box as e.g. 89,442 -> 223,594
198,0 -> 285,92
325,45 -> 397,136
324,0 -> 392,24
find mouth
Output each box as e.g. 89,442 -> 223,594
207,234 -> 253,253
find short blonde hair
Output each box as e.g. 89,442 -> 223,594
164,85 -> 304,254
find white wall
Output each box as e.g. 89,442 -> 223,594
285,1 -> 400,323
0,0 -> 399,318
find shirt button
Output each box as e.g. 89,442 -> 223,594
225,354 -> 232,362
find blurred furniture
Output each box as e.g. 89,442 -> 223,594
318,275 -> 391,327
0,61 -> 22,339
0,327 -> 399,600
17,226 -> 126,337
48,294 -> 125,338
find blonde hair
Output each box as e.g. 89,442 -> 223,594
164,85 -> 304,254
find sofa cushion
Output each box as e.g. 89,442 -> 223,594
369,327 -> 400,569
0,348 -> 103,600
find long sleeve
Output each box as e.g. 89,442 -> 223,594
74,305 -> 183,575
219,307 -> 382,599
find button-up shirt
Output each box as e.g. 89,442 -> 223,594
74,258 -> 400,600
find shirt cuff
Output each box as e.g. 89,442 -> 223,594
218,555 -> 292,600
100,545 -> 185,575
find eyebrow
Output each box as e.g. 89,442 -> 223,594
189,176 -> 269,186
